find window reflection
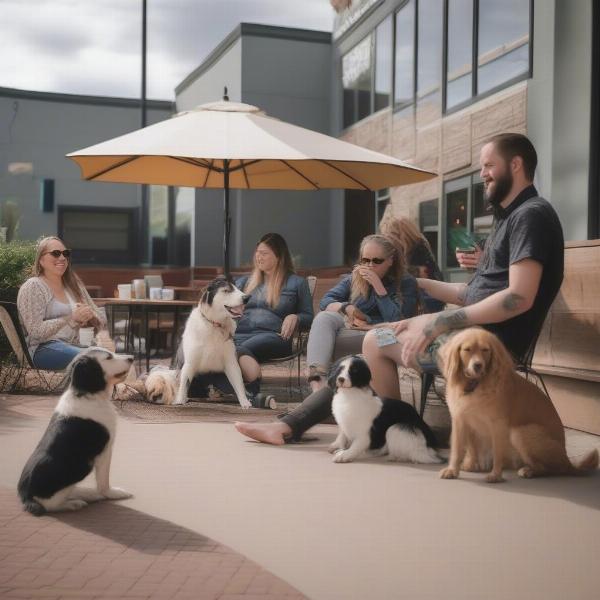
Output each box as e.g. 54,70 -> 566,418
394,0 -> 415,107
343,35 -> 373,127
149,185 -> 168,265
478,0 -> 529,94
375,17 -> 393,111
447,0 -> 473,109
446,188 -> 469,268
417,0 -> 443,102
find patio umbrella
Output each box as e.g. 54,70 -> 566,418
67,94 -> 435,276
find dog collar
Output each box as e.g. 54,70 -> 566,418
200,311 -> 233,340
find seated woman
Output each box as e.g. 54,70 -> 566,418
380,217 -> 445,313
17,236 -> 107,370
188,232 -> 313,400
306,234 -> 418,392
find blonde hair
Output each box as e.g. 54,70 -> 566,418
243,233 -> 295,308
380,217 -> 432,262
33,236 -> 85,303
350,234 -> 405,302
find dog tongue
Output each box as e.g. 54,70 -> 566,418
229,305 -> 244,317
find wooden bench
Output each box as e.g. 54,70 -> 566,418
532,240 -> 600,434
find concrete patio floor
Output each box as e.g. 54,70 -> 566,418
1,391 -> 599,600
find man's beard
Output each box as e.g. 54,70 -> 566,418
485,169 -> 513,208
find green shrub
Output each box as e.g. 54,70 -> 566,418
0,240 -> 37,299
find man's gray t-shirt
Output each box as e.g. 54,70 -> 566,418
463,185 -> 564,363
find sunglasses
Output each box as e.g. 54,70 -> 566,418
45,249 -> 72,259
359,256 -> 386,265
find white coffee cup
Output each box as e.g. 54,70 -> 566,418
149,287 -> 162,300
118,284 -> 132,299
161,288 -> 175,301
79,327 -> 95,347
132,279 -> 146,299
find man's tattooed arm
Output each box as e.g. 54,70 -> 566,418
502,293 -> 526,312
423,309 -> 469,337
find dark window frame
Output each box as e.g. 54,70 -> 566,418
58,205 -> 140,266
443,0 -> 534,115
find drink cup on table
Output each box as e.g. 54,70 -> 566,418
79,327 -> 95,347
161,288 -> 175,301
118,284 -> 132,299
149,287 -> 162,300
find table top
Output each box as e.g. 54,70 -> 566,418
96,298 -> 197,306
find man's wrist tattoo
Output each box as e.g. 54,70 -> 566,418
502,293 -> 525,312
424,309 -> 469,337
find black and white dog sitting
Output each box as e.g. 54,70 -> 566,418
18,348 -> 134,516
328,355 -> 443,464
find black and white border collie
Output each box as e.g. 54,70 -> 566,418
328,356 -> 443,464
18,349 -> 134,516
171,277 -> 251,407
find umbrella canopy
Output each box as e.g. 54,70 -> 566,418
68,98 -> 436,274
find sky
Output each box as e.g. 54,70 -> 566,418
1,0 -> 334,100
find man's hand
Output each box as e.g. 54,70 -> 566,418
456,246 -> 482,270
280,314 -> 299,340
392,314 -> 438,366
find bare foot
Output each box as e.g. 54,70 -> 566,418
234,421 -> 292,445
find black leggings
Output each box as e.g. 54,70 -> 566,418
278,386 -> 334,440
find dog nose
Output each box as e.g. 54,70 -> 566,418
242,294 -> 250,305
127,356 -> 134,363
337,376 -> 345,385
472,361 -> 483,373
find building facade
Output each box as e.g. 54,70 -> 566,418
331,0 -> 597,280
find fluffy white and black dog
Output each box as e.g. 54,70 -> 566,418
169,277 -> 251,407
328,355 -> 443,464
18,349 -> 134,516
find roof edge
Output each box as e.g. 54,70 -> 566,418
175,22 -> 332,96
0,86 -> 173,110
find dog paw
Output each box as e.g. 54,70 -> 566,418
485,472 -> 505,484
64,499 -> 88,511
103,487 -> 133,500
332,450 -> 354,463
328,444 -> 342,454
439,467 -> 458,479
517,466 -> 534,478
239,398 -> 252,409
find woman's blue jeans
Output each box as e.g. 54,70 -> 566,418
32,340 -> 82,370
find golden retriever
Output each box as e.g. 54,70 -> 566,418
437,327 -> 598,483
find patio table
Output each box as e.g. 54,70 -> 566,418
95,298 -> 196,371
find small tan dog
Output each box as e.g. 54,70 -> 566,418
438,327 -> 598,483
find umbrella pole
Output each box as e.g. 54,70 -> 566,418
223,159 -> 230,279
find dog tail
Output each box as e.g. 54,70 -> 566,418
21,498 -> 46,517
572,448 -> 599,473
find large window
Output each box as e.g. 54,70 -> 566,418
417,0 -> 443,108
375,188 -> 391,226
58,206 -> 139,265
394,0 -> 415,108
443,174 -> 492,268
445,0 -> 531,111
419,198 -> 440,261
343,16 -> 393,128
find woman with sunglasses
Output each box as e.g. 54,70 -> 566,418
305,234 -> 418,392
17,236 -> 107,370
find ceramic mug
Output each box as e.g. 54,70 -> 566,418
79,327 -> 95,347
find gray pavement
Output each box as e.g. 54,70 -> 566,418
1,392 -> 600,600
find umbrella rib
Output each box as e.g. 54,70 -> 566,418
171,156 -> 215,170
279,160 -> 319,190
319,160 -> 370,191
202,159 -> 214,187
85,156 -> 141,180
239,160 -> 250,189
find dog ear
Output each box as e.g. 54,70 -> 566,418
348,356 -> 371,388
438,334 -> 463,383
486,332 -> 515,381
71,354 -> 106,395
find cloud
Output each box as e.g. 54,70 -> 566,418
0,0 -> 333,100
